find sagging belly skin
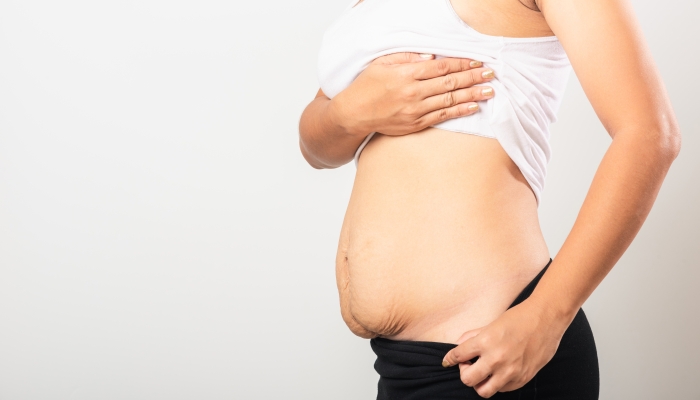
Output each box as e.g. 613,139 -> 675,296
336,127 -> 551,343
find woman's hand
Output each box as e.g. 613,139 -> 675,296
441,298 -> 573,399
330,52 -> 496,138
299,52 -> 495,169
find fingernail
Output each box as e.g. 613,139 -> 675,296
482,70 -> 495,79
442,359 -> 451,368
419,53 -> 433,59
481,87 -> 494,97
470,60 -> 482,68
467,103 -> 479,111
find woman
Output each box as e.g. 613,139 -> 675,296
299,0 -> 680,398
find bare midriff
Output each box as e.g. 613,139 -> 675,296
336,128 -> 551,343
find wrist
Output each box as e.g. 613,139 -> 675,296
327,95 -> 372,139
525,293 -> 579,331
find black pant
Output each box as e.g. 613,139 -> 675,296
370,260 -> 600,399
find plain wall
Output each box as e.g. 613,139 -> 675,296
0,0 -> 697,398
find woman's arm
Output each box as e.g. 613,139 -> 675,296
299,88 -> 366,169
442,0 -> 681,397
298,53 -> 497,169
527,0 -> 681,318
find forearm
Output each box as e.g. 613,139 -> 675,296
529,127 -> 681,323
298,95 -> 368,169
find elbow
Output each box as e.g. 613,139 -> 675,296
645,126 -> 681,167
657,116 -> 682,163
298,112 -> 335,170
617,114 -> 682,164
299,136 -> 333,170
299,140 -> 324,169
298,128 -> 350,170
665,126 -> 682,161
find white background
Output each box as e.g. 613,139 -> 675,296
0,0 -> 697,398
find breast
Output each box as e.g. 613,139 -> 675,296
319,0 -> 571,202
336,128 -> 551,342
318,0 -> 505,99
322,0 -> 569,342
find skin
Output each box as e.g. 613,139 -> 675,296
299,0 -> 681,397
441,0 -> 681,397
299,54 -> 496,169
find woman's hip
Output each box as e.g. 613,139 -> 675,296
370,260 -> 600,399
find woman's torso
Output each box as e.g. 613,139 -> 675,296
333,0 -> 562,343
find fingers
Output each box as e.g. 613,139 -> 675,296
413,102 -> 480,131
459,359 -> 513,398
417,85 -> 494,116
412,57 -> 484,80
472,372 -> 512,399
411,85 -> 493,129
442,338 -> 481,368
419,67 -> 496,99
458,361 -> 492,389
371,52 -> 435,66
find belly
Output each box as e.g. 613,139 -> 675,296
336,128 -> 550,343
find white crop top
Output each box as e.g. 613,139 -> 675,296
317,0 -> 572,204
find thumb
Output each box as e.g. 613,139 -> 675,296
371,52 -> 434,66
456,328 -> 482,344
443,338 -> 480,368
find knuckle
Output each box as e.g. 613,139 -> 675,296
411,117 -> 425,130
435,59 -> 450,74
437,108 -> 449,121
503,366 -> 518,380
398,66 -> 413,79
460,370 -> 473,386
392,64 -> 413,81
467,69 -> 480,85
478,334 -> 493,347
402,105 -> 417,117
407,67 -> 423,81
491,350 -> 506,364
462,88 -> 477,102
483,359 -> 497,373
442,74 -> 458,90
443,91 -> 456,107
450,349 -> 460,361
400,86 -> 417,99
476,387 -> 495,399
